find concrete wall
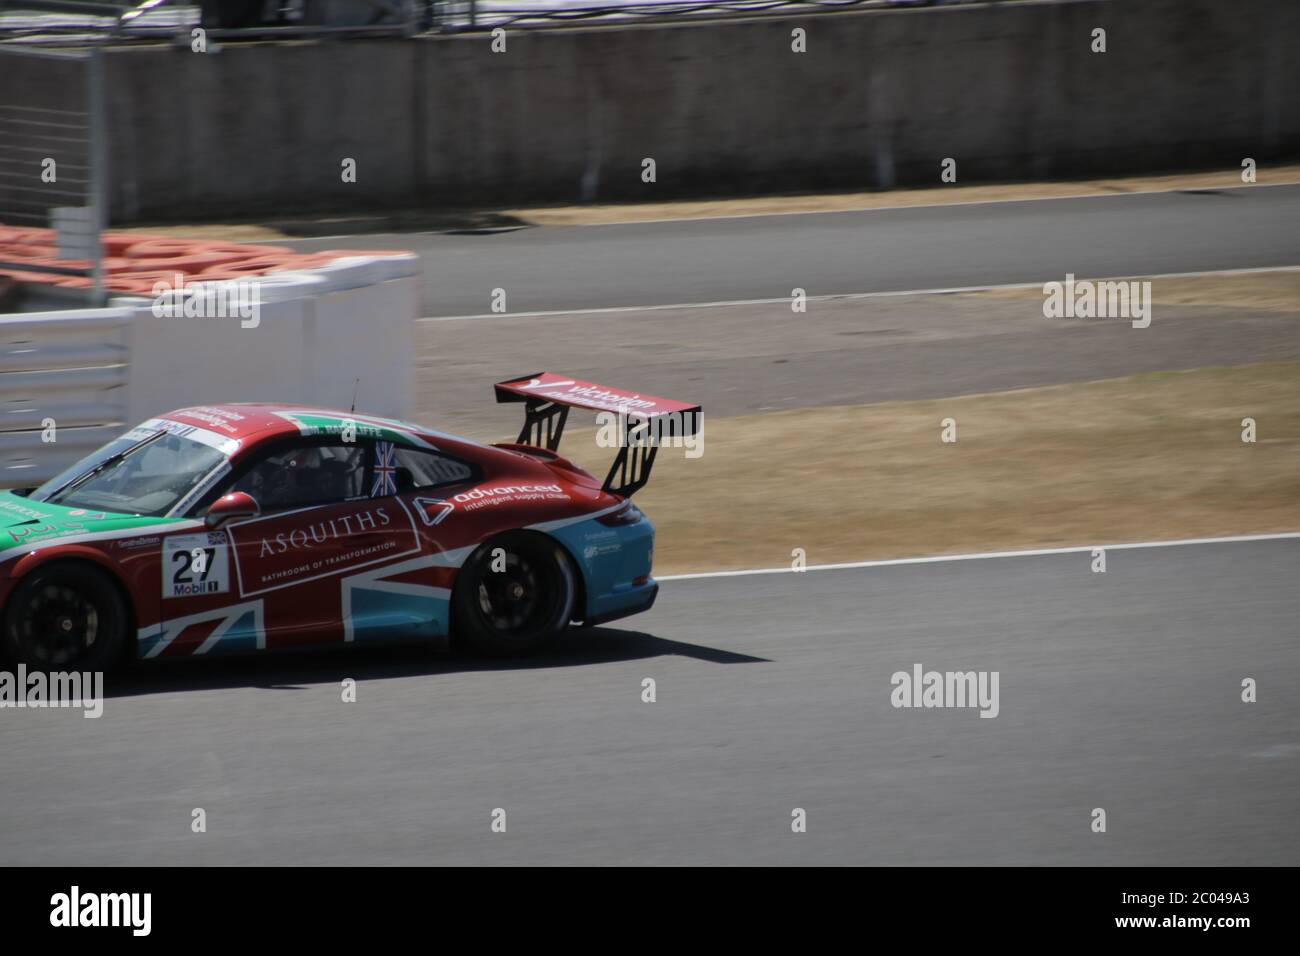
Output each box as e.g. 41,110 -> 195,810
1,259 -> 419,485
6,0 -> 1298,222
120,263 -> 419,426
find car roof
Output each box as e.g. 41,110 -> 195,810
157,403 -> 471,454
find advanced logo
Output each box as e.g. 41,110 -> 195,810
451,484 -> 568,513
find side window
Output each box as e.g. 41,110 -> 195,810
231,442 -> 366,512
371,441 -> 473,497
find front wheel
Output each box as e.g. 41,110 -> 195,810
452,533 -> 576,656
2,562 -> 128,671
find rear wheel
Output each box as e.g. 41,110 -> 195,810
453,533 -> 576,656
2,563 -> 127,671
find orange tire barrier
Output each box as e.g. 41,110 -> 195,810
0,227 -> 54,246
121,252 -> 251,273
105,276 -> 171,295
100,234 -> 143,256
0,268 -> 68,284
115,237 -> 212,257
194,253 -> 315,276
19,256 -> 95,271
192,242 -> 295,257
1,221 -> 412,296
48,275 -> 93,289
0,244 -> 59,259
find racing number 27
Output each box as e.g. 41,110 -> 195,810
173,547 -> 215,587
163,533 -> 230,599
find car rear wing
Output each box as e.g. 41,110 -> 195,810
495,372 -> 702,498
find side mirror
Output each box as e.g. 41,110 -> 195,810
205,491 -> 259,529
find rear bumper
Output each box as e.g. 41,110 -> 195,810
548,507 -> 659,625
583,580 -> 658,627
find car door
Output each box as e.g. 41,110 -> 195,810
160,437 -> 399,653
339,440 -> 479,643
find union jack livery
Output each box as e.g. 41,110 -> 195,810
371,440 -> 398,497
0,375 -> 701,669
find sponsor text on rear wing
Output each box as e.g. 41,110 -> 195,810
494,372 -> 701,497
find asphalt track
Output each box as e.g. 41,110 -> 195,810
0,536 -> 1295,866
416,293 -> 1300,435
291,185 -> 1300,317
1,188 -> 1295,867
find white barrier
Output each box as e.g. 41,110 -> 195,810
0,258 -> 418,486
0,309 -> 130,481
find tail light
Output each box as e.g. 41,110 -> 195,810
597,502 -> 645,527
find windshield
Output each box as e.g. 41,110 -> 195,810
30,426 -> 230,517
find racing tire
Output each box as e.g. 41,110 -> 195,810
2,563 -> 128,672
452,533 -> 576,656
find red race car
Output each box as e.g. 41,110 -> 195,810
0,374 -> 701,670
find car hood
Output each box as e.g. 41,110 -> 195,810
0,491 -> 179,554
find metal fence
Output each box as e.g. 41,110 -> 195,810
432,0 -> 951,31
0,44 -> 106,303
0,308 -> 129,485
0,0 -> 1007,38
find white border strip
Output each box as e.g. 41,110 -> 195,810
657,532 -> 1300,581
420,265 -> 1300,323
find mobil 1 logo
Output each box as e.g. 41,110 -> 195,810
163,532 -> 230,598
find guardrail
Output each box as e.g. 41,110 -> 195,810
0,0 -> 1006,41
0,307 -> 128,482
433,0 -> 937,31
0,251 -> 421,487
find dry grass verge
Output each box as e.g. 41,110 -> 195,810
111,165 -> 1300,239
559,362 -> 1300,574
972,268 -> 1300,312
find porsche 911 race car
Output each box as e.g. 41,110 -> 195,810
0,374 -> 701,670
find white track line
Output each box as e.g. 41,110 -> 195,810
657,531 -> 1300,581
420,265 -> 1300,322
